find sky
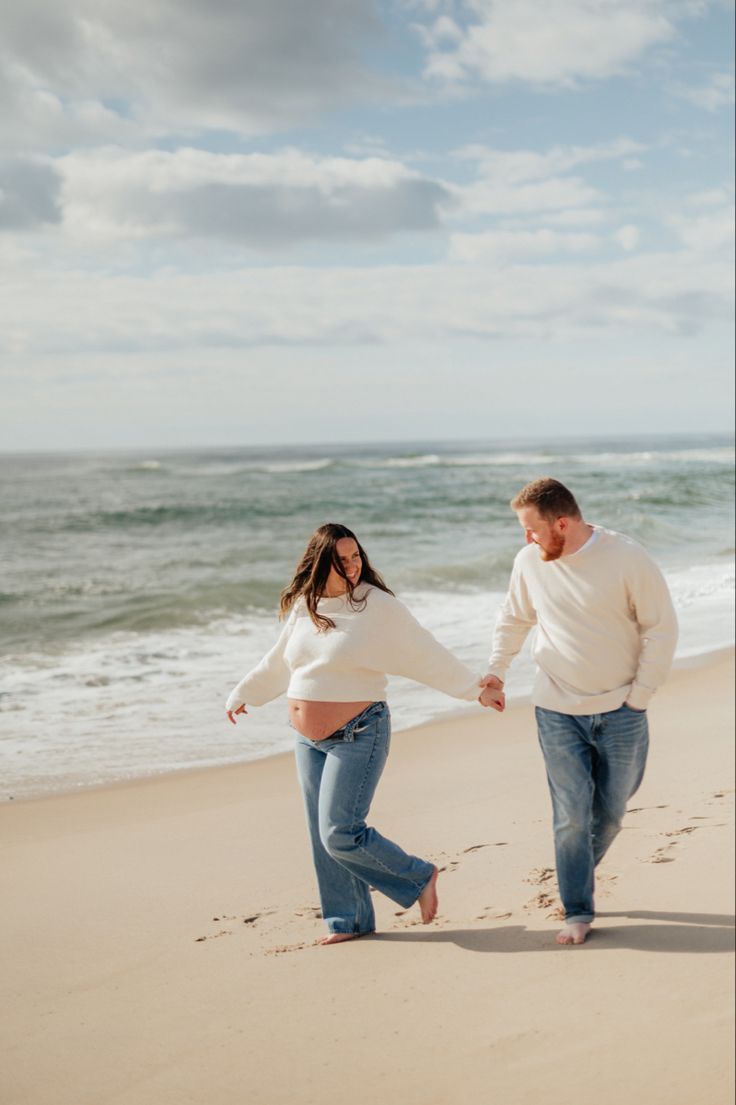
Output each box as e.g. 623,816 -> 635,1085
1,0 -> 734,451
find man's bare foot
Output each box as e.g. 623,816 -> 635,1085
556,921 -> 592,946
418,867 -> 439,924
317,932 -> 360,945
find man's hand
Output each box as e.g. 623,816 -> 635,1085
226,704 -> 248,725
479,673 -> 505,712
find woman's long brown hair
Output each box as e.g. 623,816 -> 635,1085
279,523 -> 393,631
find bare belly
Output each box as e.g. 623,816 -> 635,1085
288,699 -> 375,742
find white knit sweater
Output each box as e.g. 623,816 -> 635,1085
226,584 -> 482,710
489,526 -> 678,714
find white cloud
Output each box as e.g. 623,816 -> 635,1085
449,138 -> 642,217
57,148 -> 451,245
614,225 -> 640,250
687,187 -> 734,208
422,0 -> 677,85
449,228 -> 599,261
676,71 -> 735,111
454,138 -> 644,183
453,176 -> 600,217
2,247 -> 731,359
668,206 -> 735,251
543,208 -> 608,227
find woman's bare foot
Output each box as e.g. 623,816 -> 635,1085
417,867 -> 439,924
317,932 -> 360,945
556,921 -> 592,946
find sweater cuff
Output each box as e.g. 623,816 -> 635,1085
486,662 -> 508,684
626,684 -> 653,711
225,689 -> 246,712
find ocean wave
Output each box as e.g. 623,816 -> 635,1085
2,563 -> 732,799
115,460 -> 170,476
566,447 -> 734,466
258,458 -> 336,474
363,454 -> 443,469
61,504 -> 208,530
667,562 -> 735,607
348,445 -> 733,471
443,452 -> 556,467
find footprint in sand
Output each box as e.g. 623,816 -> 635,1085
195,909 -> 276,942
265,941 -> 312,956
526,867 -> 555,886
526,890 -> 557,912
646,842 -> 678,864
195,929 -> 233,942
434,841 -> 511,874
463,842 -> 510,853
475,906 -> 513,921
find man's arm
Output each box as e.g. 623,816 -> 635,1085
625,554 -> 678,710
481,559 -> 537,695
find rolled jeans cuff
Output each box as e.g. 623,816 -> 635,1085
565,913 -> 594,924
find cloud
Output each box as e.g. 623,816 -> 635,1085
449,228 -> 599,261
0,156 -> 62,229
420,0 -> 677,86
2,246 -> 731,359
675,71 -> 735,110
454,138 -> 645,182
668,205 -> 735,251
448,138 -> 642,218
543,209 -> 608,227
0,0 -> 387,145
614,225 -> 640,251
50,139 -> 644,245
56,148 -> 451,245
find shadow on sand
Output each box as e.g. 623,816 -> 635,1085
373,910 -> 735,954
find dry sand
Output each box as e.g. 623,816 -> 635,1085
1,653 -> 734,1105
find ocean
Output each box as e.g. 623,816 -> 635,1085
1,432 -> 733,800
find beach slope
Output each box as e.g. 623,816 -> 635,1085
1,653 -> 733,1105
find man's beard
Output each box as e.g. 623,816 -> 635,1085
537,531 -> 566,561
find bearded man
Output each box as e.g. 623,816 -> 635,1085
481,477 -> 678,946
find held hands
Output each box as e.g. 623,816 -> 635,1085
226,704 -> 248,725
478,673 -> 505,712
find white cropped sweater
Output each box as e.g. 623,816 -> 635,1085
226,584 -> 482,710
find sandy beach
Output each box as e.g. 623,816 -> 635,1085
2,651 -> 733,1105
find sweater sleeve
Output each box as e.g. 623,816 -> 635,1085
225,614 -> 294,710
487,557 -> 537,682
377,594 -> 482,701
625,555 -> 678,710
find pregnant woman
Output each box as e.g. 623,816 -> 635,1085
226,522 -> 503,945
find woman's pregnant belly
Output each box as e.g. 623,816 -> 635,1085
288,699 -> 375,741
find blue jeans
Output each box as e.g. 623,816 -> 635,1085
294,701 -> 435,935
535,703 -> 649,923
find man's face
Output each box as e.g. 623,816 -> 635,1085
515,505 -> 566,562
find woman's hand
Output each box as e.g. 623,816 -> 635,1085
479,685 -> 505,711
479,673 -> 505,712
227,704 -> 248,725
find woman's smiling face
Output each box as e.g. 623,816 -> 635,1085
324,537 -> 362,595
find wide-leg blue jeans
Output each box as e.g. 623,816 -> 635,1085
294,701 -> 435,935
535,702 -> 649,923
